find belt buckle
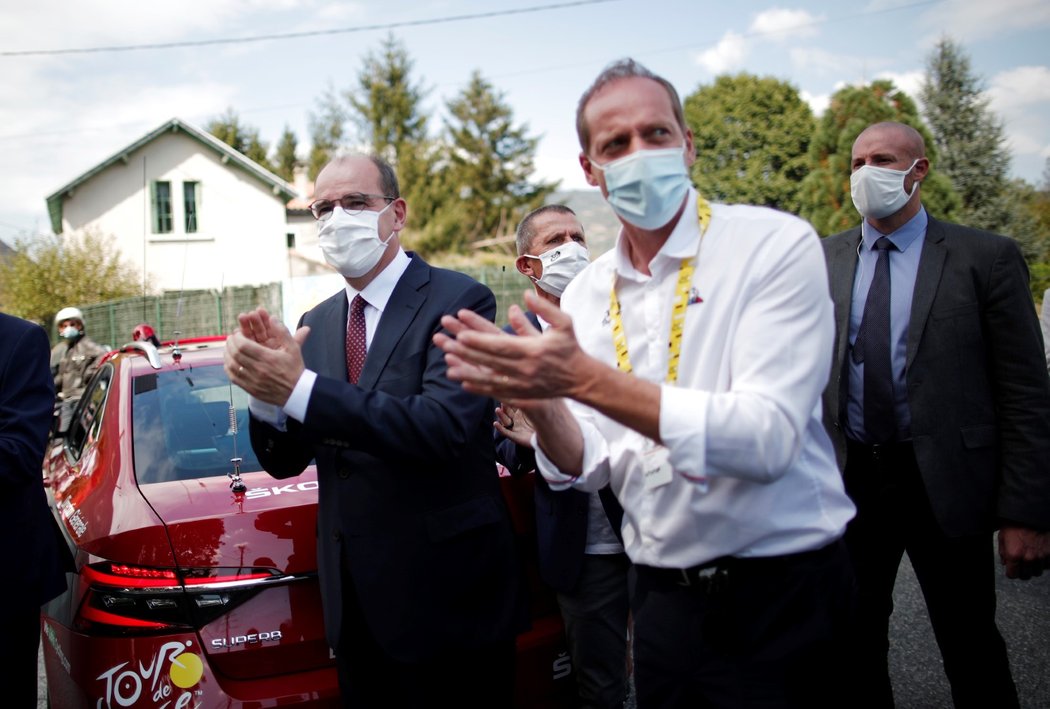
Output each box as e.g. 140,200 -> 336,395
678,565 -> 723,592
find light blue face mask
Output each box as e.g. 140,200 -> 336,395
590,145 -> 691,230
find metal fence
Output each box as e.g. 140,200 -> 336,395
71,265 -> 529,350
75,284 -> 282,348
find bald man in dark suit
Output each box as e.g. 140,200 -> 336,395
822,121 -> 1050,708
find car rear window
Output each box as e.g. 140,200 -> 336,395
132,363 -> 262,484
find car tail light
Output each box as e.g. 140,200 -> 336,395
75,561 -> 290,636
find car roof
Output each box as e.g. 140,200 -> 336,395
116,335 -> 229,375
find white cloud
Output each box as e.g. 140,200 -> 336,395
919,0 -> 1050,42
800,90 -> 831,117
874,70 -> 925,100
749,8 -> 824,40
694,31 -> 749,75
790,47 -> 854,76
986,66 -> 1050,112
985,66 -> 1050,161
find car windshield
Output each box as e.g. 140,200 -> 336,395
132,363 -> 261,484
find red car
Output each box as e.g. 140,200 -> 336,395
41,336 -> 575,708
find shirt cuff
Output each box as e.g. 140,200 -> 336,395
534,421 -> 610,492
282,369 -> 318,423
248,396 -> 286,431
660,383 -> 710,489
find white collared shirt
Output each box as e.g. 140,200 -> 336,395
252,249 -> 411,426
536,190 -> 855,568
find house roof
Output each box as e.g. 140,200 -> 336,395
45,118 -> 298,234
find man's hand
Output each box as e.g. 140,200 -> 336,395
224,307 -> 311,407
434,290 -> 594,406
998,525 -> 1050,580
495,403 -> 535,448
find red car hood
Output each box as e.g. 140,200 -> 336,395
139,469 -> 320,574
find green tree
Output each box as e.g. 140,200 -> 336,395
684,73 -> 815,213
345,34 -> 441,239
347,34 -> 430,165
920,37 -> 1012,233
419,70 -> 557,254
799,79 -> 960,236
273,125 -> 299,183
307,85 -> 347,182
0,229 -> 141,327
205,108 -> 273,171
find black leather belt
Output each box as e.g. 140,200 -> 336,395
846,438 -> 914,461
635,538 -> 844,592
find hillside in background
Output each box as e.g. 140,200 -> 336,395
552,189 -> 619,256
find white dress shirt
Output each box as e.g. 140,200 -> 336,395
536,190 -> 855,569
251,248 -> 412,427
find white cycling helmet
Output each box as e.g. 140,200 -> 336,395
54,306 -> 84,326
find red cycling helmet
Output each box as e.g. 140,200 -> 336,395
132,323 -> 159,345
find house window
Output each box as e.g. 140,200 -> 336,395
286,233 -> 295,248
151,181 -> 173,234
183,181 -> 200,233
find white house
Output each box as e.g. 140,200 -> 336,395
45,118 -> 330,292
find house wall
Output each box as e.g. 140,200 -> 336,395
60,131 -> 290,291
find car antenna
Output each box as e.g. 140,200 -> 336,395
218,273 -> 246,493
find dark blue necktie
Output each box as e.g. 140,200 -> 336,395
852,237 -> 897,442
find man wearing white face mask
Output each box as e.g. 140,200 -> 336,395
435,58 -> 857,708
495,204 -> 630,709
225,154 -> 527,706
822,121 -> 1050,708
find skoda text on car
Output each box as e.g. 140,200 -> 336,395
41,336 -> 576,708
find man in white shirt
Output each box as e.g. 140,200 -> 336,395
435,58 -> 856,708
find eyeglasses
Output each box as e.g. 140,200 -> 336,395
309,193 -> 396,221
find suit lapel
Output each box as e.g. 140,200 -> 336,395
827,228 -> 861,369
907,216 -> 947,368
357,255 -> 429,389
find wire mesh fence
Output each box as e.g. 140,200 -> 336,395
68,266 -> 528,350
74,284 -> 282,349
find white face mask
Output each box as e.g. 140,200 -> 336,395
850,159 -> 920,219
60,325 -> 82,340
317,202 -> 396,278
590,145 -> 691,229
524,240 -> 590,297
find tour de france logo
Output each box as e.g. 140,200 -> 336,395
95,641 -> 204,708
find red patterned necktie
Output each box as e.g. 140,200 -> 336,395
346,295 -> 367,384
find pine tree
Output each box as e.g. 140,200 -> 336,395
273,126 -> 299,183
920,37 -> 1012,233
420,70 -> 557,254
205,109 -> 273,172
307,85 -> 347,182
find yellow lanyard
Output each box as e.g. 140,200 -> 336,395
610,195 -> 711,384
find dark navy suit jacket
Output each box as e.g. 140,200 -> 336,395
250,254 -> 527,662
494,310 -> 624,593
0,313 -> 69,608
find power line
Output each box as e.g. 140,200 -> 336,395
1,0 -> 620,58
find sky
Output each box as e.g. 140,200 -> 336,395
1,0 -> 1048,244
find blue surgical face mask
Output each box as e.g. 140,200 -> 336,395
590,145 -> 691,230
60,325 -> 82,340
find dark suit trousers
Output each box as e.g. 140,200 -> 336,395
0,608 -> 41,707
335,556 -> 515,708
843,441 -> 1018,709
631,539 -> 854,708
557,552 -> 631,709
